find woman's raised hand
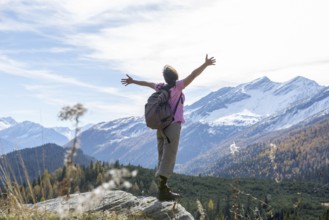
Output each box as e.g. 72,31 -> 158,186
205,54 -> 216,66
121,74 -> 134,86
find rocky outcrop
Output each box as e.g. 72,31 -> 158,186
34,190 -> 194,220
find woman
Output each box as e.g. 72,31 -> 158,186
121,54 -> 216,201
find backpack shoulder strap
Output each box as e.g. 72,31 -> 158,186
172,93 -> 182,115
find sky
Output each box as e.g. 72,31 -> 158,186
0,0 -> 329,128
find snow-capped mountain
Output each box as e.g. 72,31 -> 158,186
2,76 -> 324,173
0,117 -> 17,130
75,76 -> 328,173
53,124 -> 94,140
53,127 -> 75,140
185,76 -> 323,126
67,117 -> 157,166
0,117 -> 95,155
177,81 -> 329,174
0,121 -> 69,154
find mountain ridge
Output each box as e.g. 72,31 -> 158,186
0,121 -> 69,153
2,76 -> 328,177
0,120 -> 95,155
177,87 -> 329,174
0,143 -> 94,184
73,75 -> 329,175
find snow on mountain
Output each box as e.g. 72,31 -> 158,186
177,84 -> 329,175
253,87 -> 329,132
0,117 -> 17,130
170,76 -> 325,167
53,124 -> 94,140
0,121 -> 69,154
71,116 -> 155,165
73,76 -> 328,171
53,127 -> 74,140
0,75 -> 322,175
81,123 -> 95,132
1,76 -> 318,172
185,76 -> 323,127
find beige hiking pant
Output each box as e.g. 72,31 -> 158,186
156,122 -> 181,178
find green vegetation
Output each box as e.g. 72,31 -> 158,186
129,165 -> 329,219
1,161 -> 327,219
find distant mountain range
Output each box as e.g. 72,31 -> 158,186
0,121 -> 69,153
178,77 -> 329,175
1,76 -> 329,179
71,76 -> 329,176
0,118 -> 92,155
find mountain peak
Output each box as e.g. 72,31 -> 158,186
252,76 -> 271,83
244,76 -> 276,91
17,121 -> 45,130
287,76 -> 319,86
274,76 -> 323,96
0,117 -> 17,130
0,116 -> 17,123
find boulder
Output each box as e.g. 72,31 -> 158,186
34,190 -> 194,220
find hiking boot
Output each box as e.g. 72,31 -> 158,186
158,185 -> 181,201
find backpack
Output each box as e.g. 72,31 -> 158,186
145,88 -> 182,130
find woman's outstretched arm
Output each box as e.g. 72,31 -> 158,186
183,54 -> 216,88
121,74 -> 155,89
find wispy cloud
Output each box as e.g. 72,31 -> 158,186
0,47 -> 74,55
0,55 -> 120,96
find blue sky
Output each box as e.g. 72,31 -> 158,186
1,0 -> 329,128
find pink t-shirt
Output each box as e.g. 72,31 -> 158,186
154,80 -> 185,123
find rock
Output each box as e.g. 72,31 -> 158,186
33,190 -> 194,220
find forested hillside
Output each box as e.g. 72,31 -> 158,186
0,143 -> 93,185
205,113 -> 329,183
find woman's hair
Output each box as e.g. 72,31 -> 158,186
162,65 -> 178,90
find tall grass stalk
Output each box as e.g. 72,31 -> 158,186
0,150 -> 36,217
17,150 -> 36,204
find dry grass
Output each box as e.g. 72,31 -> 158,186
0,104 -> 141,219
